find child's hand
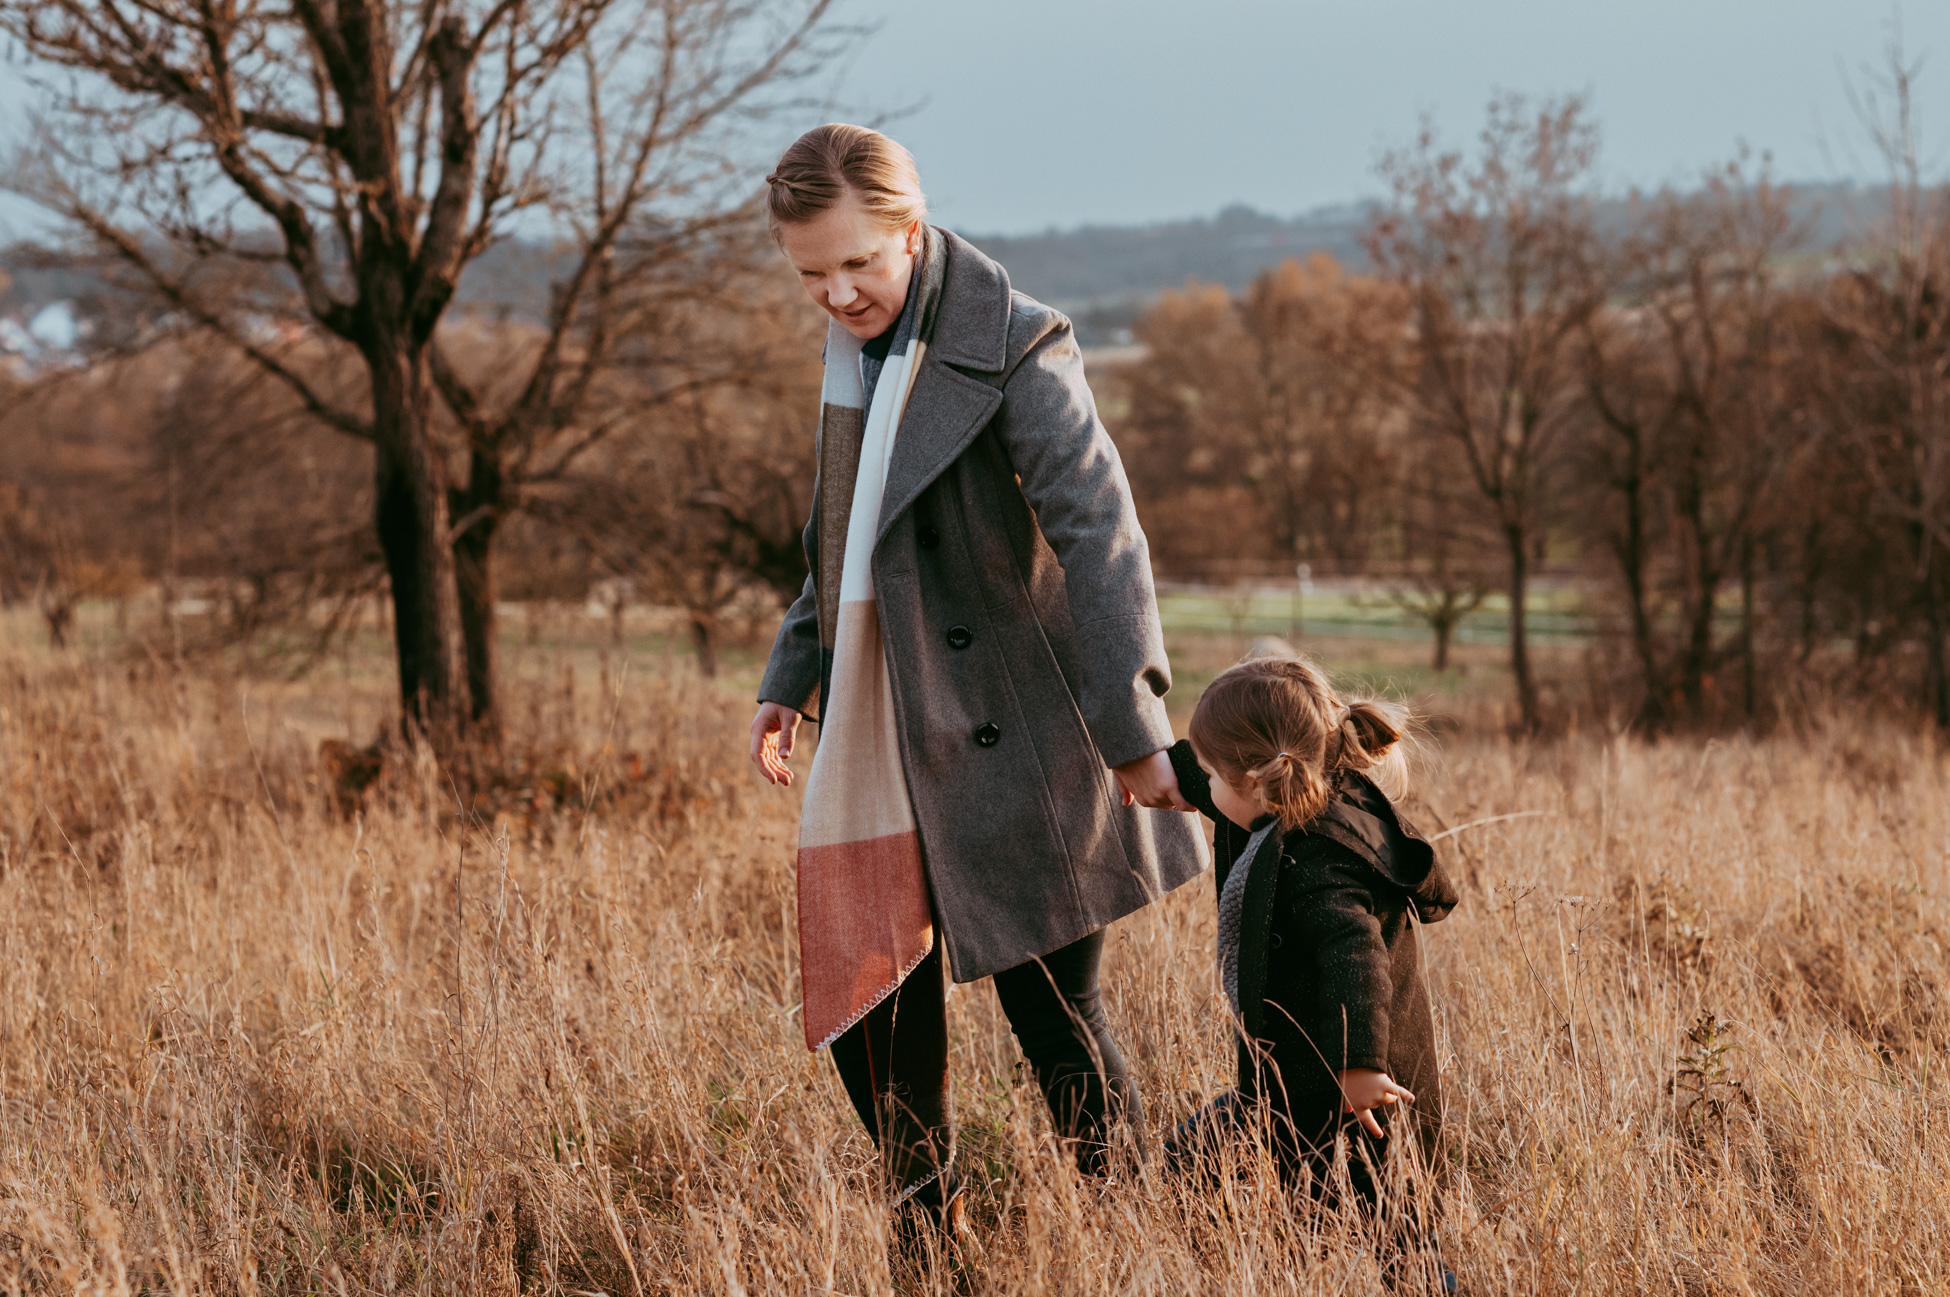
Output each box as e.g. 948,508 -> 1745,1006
1337,1068 -> 1415,1138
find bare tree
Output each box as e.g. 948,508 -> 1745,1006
1811,36 -> 1950,726
2,492 -> 85,647
554,279 -> 820,675
1119,255 -> 1406,571
1383,438 -> 1498,672
1370,93 -> 1605,731
1,0 -> 838,747
1112,281 -> 1274,574
1232,255 -> 1408,565
1579,155 -> 1801,727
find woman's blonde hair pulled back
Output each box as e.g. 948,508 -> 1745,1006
766,123 -> 927,232
1189,654 -> 1412,831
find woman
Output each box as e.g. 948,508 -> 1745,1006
748,123 -> 1205,1235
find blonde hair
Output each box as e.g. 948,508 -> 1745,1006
1188,654 -> 1412,831
765,124 -> 927,232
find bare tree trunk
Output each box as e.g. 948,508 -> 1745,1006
1505,521 -> 1538,731
1797,523 -> 1823,666
451,447 -> 503,742
367,339 -> 469,740
1679,588 -> 1715,718
1432,610 -> 1454,672
1676,463 -> 1718,719
689,612 -> 719,678
1740,535 -> 1758,721
41,593 -> 74,648
1922,531 -> 1950,729
1614,429 -> 1664,729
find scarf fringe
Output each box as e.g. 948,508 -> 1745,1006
805,932 -> 938,1053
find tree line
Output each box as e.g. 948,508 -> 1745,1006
1110,78 -> 1950,732
0,1 -> 1944,740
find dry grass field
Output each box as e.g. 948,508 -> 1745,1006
2,610 -> 1948,1294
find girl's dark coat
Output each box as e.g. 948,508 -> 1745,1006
1168,741 -> 1459,1154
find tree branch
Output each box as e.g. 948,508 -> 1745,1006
65,199 -> 372,440
409,15 -> 481,338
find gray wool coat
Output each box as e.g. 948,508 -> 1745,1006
760,227 -> 1208,983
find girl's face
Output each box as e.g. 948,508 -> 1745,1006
776,192 -> 919,339
1194,745 -> 1264,826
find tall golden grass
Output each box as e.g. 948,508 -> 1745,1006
2,626 -> 1946,1294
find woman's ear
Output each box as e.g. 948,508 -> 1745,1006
904,219 -> 922,255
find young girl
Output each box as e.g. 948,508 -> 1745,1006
1164,655 -> 1457,1279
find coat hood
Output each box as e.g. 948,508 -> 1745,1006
1306,773 -> 1459,924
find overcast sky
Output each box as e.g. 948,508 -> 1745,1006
1,2 -> 1945,244
823,0 -> 1950,234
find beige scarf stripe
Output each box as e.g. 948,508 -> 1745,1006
795,279 -> 938,1051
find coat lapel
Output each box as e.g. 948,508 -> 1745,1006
874,228 -> 1013,548
876,363 -> 1002,547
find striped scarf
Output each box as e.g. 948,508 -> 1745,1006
1218,821 -> 1280,1021
795,229 -> 945,1051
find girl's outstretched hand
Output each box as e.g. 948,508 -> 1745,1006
1338,1068 -> 1415,1138
750,702 -> 801,786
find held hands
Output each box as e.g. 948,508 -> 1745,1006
749,702 -> 802,786
1113,748 -> 1194,811
1338,1068 -> 1416,1138
756,714 -> 1192,807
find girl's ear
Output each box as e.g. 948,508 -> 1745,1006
1241,771 -> 1269,809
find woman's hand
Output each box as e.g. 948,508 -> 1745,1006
1338,1068 -> 1415,1138
750,702 -> 802,786
1112,749 -> 1194,811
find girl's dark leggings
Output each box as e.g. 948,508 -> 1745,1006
1165,1090 -> 1444,1281
828,928 -> 1141,1204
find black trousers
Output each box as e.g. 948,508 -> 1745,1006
829,928 -> 1141,1204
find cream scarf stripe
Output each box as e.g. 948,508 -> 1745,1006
794,274 -> 937,1052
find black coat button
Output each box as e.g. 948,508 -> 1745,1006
946,625 -> 973,650
973,722 -> 1001,747
917,525 -> 940,549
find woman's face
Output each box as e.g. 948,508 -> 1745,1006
1195,745 -> 1264,827
777,192 -> 918,339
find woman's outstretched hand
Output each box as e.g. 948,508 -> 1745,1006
750,702 -> 802,786
1113,749 -> 1194,811
1338,1068 -> 1416,1138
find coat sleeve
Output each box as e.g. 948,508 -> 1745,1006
1288,851 -> 1393,1075
1166,739 -> 1221,823
757,518 -> 823,719
992,315 -> 1175,768
1168,738 -> 1254,901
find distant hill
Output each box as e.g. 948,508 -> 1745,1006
0,184 -> 1895,354
963,184 -> 1880,343
960,201 -> 1376,327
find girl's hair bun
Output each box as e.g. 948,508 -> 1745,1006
1340,698 -> 1406,769
1189,655 -> 1412,831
